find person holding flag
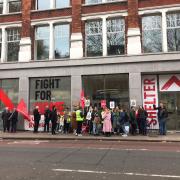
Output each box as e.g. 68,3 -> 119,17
33,106 -> 41,133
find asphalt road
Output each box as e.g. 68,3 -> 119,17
0,140 -> 180,180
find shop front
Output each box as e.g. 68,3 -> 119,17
142,74 -> 180,131
82,74 -> 129,109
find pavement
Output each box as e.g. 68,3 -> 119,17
0,130 -> 180,142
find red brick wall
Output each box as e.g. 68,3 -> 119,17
21,0 -> 31,37
72,0 -> 82,33
0,14 -> 21,23
31,8 -> 72,20
128,0 -> 139,28
82,2 -> 127,14
139,0 -> 180,9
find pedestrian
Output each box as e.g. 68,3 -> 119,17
86,106 -> 93,134
75,105 -> 84,136
1,107 -> 11,132
64,108 -> 71,134
44,105 -> 51,132
9,108 -> 18,133
153,103 -> 168,135
51,106 -> 57,135
119,108 -> 129,137
129,106 -> 137,135
137,106 -> 148,135
111,106 -> 120,134
92,107 -> 101,136
33,106 -> 41,133
102,107 -> 112,137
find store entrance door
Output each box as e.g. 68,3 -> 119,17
160,92 -> 180,131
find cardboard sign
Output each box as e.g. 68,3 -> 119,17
110,101 -> 115,109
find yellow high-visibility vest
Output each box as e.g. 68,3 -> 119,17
76,110 -> 83,122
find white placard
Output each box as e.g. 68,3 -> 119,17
159,74 -> 180,92
85,99 -> 90,107
110,101 -> 115,109
130,99 -> 136,107
142,75 -> 159,129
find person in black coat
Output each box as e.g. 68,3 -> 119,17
51,106 -> 57,135
9,108 -> 18,133
33,106 -> 41,133
1,107 -> 11,132
44,106 -> 51,132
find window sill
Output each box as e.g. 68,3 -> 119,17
82,0 -> 127,7
0,12 -> 21,16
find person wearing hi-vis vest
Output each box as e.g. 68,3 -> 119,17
75,106 -> 84,136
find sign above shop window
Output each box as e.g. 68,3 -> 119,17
159,74 -> 180,92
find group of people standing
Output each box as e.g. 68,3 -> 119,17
1,107 -> 18,133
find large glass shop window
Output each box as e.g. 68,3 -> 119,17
82,74 -> 129,109
0,79 -> 19,111
29,77 -> 71,114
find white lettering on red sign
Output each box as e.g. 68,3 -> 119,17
142,75 -> 159,128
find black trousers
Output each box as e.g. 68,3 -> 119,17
11,121 -> 17,133
3,120 -> 9,132
51,122 -> 57,134
34,120 -> 39,132
77,121 -> 82,134
44,121 -> 50,132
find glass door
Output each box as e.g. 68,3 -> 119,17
159,92 -> 180,131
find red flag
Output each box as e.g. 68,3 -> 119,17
0,88 -> 14,110
16,99 -> 33,124
80,90 -> 85,109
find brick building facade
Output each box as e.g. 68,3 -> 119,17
0,0 -> 180,130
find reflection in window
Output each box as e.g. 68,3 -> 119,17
0,1 -> 3,14
0,30 -> 1,59
86,0 -> 102,4
86,20 -> 102,57
54,24 -> 70,59
82,74 -> 129,109
0,79 -> 19,112
37,0 -> 50,10
167,13 -> 180,52
7,28 -> 20,62
107,18 -> 125,55
35,26 -> 50,60
56,0 -> 69,8
142,15 -> 162,53
9,0 -> 21,13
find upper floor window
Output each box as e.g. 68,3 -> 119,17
142,15 -> 162,53
167,12 -> 180,52
35,26 -> 50,60
37,0 -> 50,10
107,18 -> 125,55
7,28 -> 21,61
85,20 -> 103,57
55,0 -> 69,8
85,0 -> 102,5
54,24 -> 70,59
36,0 -> 69,10
9,0 -> 21,13
0,0 -> 3,14
0,29 -> 2,59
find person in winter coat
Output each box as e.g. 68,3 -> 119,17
1,107 -> 11,132
129,106 -> 137,135
102,107 -> 112,137
9,108 -> 18,133
33,106 -> 41,133
75,106 -> 84,136
137,106 -> 148,135
51,106 -> 58,135
44,106 -> 51,132
153,103 -> 168,135
92,107 -> 101,136
111,106 -> 120,134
